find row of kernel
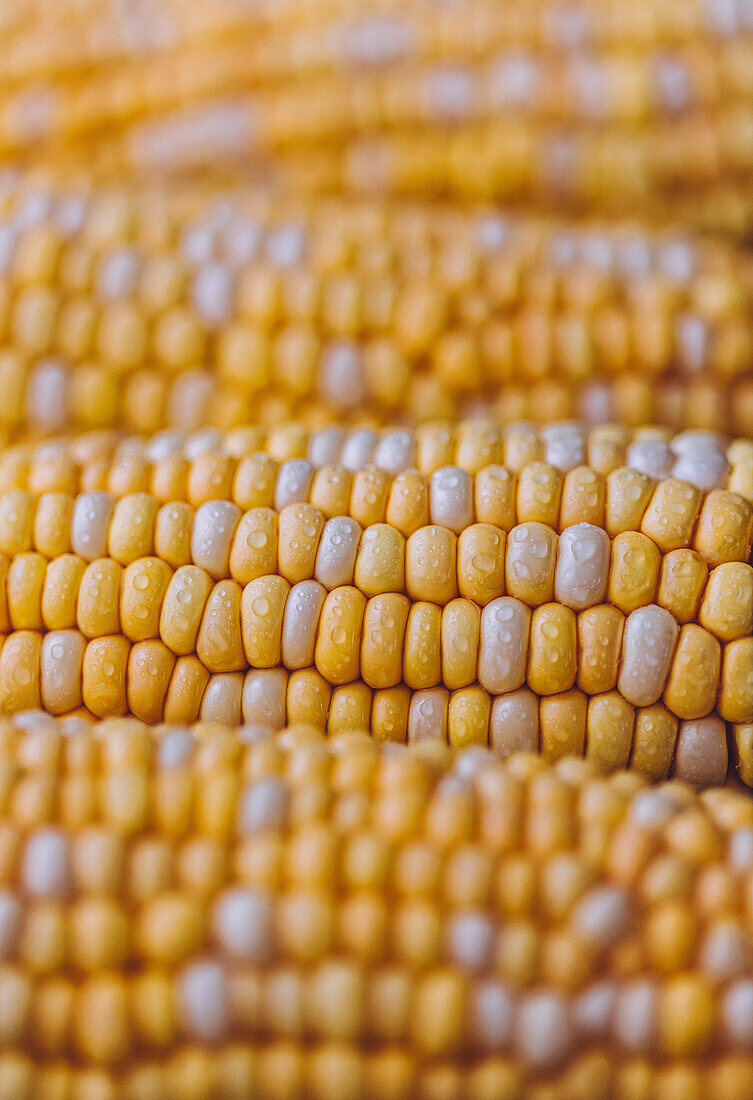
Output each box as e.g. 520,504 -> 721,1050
1,420 -> 751,503
1,496 -> 751,646
0,460 -> 749,573
0,960 -> 749,1064
277,121 -> 753,237
6,0 -> 752,93
0,591 -> 746,737
8,0 -> 753,105
1,172 -> 747,304
2,1051 -> 753,1100
0,525 -> 749,689
39,59 -> 753,237
0,173 -> 752,435
8,328 -> 753,440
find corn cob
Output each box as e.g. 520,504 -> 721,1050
1,715 -> 753,1098
5,1 -> 753,235
0,423 -> 748,783
1,173 -> 753,437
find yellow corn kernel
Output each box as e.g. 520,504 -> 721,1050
278,504 -> 324,585
386,471 -> 429,537
154,502 -> 193,569
0,630 -> 41,714
196,581 -> 245,673
630,705 -> 679,781
694,490 -> 753,567
33,493 -> 74,559
504,424 -> 544,471
287,668 -> 331,727
539,690 -> 587,762
241,575 -> 290,669
699,562 -> 753,640
0,556 -> 9,633
576,605 -> 624,695
82,636 -> 129,717
729,459 -> 753,502
76,558 -> 122,638
608,531 -> 660,613
641,479 -> 701,553
448,686 -> 490,748
457,524 -> 505,606
663,625 -> 721,720
108,452 -> 150,497
474,466 -> 516,531
127,641 -> 175,724
405,526 -> 457,605
42,558 -> 86,635
159,566 -> 213,656
441,599 -> 479,690
350,469 -> 389,528
310,466 -> 352,519
560,466 -> 606,529
361,594 -> 409,691
658,549 -> 708,623
516,462 -> 563,528
586,692 -> 635,771
163,656 -> 210,725
186,453 -> 235,507
7,553 -> 46,631
354,524 -> 405,597
119,558 -> 172,643
456,424 -> 501,474
315,587 -> 366,686
229,508 -> 279,585
40,630 -> 85,715
527,604 -> 577,696
659,975 -> 714,1058
372,686 -> 410,743
505,522 -> 556,606
233,454 -> 278,511
0,491 -> 36,555
403,602 -> 442,691
152,456 -> 189,504
328,683 -> 372,734
605,468 -> 653,536
107,494 -> 158,565
719,639 -> 753,724
201,672 -> 243,725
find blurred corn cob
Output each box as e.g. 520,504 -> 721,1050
0,422 -> 748,783
2,716 -> 753,1098
4,1 -> 753,233
1,172 -> 753,438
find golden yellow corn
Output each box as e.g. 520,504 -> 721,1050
0,422 -> 747,783
0,716 -> 752,1098
3,3 -> 753,1095
4,1 -> 753,235
0,172 -> 752,438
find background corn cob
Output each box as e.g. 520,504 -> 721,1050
5,1 -> 753,235
0,424 -> 747,783
1,172 -> 753,437
1,717 -> 753,1098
